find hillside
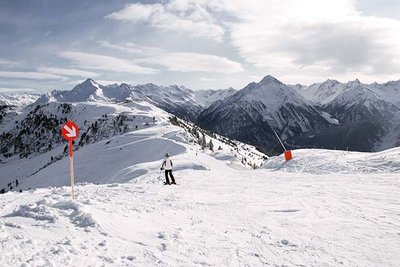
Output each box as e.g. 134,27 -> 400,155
0,99 -> 266,193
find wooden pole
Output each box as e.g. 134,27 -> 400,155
69,140 -> 75,200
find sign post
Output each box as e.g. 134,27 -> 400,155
62,120 -> 79,199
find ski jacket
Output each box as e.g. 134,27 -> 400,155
162,158 -> 173,170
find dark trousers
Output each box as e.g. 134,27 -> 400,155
165,170 -> 175,184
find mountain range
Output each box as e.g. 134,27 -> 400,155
2,75 -> 400,153
35,79 -> 237,122
199,76 -> 400,152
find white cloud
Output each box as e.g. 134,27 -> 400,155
105,2 -> 224,42
0,59 -> 22,67
212,0 -> 400,83
38,67 -> 99,78
0,71 -> 65,80
0,87 -> 39,93
139,52 -> 243,73
116,0 -> 400,84
99,41 -> 163,56
101,41 -> 243,74
58,51 -> 157,75
199,77 -> 214,82
105,3 -> 164,22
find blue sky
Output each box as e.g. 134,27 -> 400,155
0,0 -> 400,92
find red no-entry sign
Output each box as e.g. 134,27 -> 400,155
62,120 -> 79,199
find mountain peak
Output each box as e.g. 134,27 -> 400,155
81,78 -> 98,86
259,75 -> 282,85
347,79 -> 361,86
324,79 -> 339,84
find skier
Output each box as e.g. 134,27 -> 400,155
161,153 -> 176,185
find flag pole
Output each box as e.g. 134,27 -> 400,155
273,130 -> 287,151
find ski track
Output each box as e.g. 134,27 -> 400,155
1,157 -> 399,266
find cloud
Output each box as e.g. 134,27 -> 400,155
105,2 -> 224,42
0,59 -> 23,67
38,67 -> 99,78
199,77 -> 214,82
0,70 -> 65,80
119,0 -> 400,83
101,41 -> 243,73
0,87 -> 39,93
213,0 -> 400,83
99,41 -> 163,56
138,52 -> 243,73
58,51 -> 157,75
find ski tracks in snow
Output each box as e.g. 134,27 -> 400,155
1,161 -> 400,266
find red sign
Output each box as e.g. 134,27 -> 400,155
62,120 -> 79,142
61,120 -> 79,200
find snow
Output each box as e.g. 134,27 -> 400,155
263,148 -> 400,174
1,86 -> 400,266
321,111 -> 339,125
1,147 -> 399,266
0,92 -> 40,107
297,78 -> 400,109
193,88 -> 237,107
296,79 -> 346,106
234,75 -> 310,113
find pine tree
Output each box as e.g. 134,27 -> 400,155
201,133 -> 207,150
208,139 -> 214,151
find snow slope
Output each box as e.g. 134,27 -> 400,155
263,148 -> 400,174
0,99 -> 265,191
0,147 -> 399,266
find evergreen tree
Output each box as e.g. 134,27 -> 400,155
208,139 -> 214,151
201,133 -> 207,150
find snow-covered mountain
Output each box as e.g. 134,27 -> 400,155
193,87 -> 237,108
35,79 -> 236,122
198,75 -> 335,151
196,75 -> 400,152
0,99 -> 266,192
35,79 -> 134,104
325,79 -> 399,124
286,78 -> 400,151
0,92 -> 40,107
5,75 -> 400,154
294,79 -> 346,106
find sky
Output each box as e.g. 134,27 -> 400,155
0,0 -> 400,92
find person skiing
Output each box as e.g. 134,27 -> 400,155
161,153 -> 176,185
